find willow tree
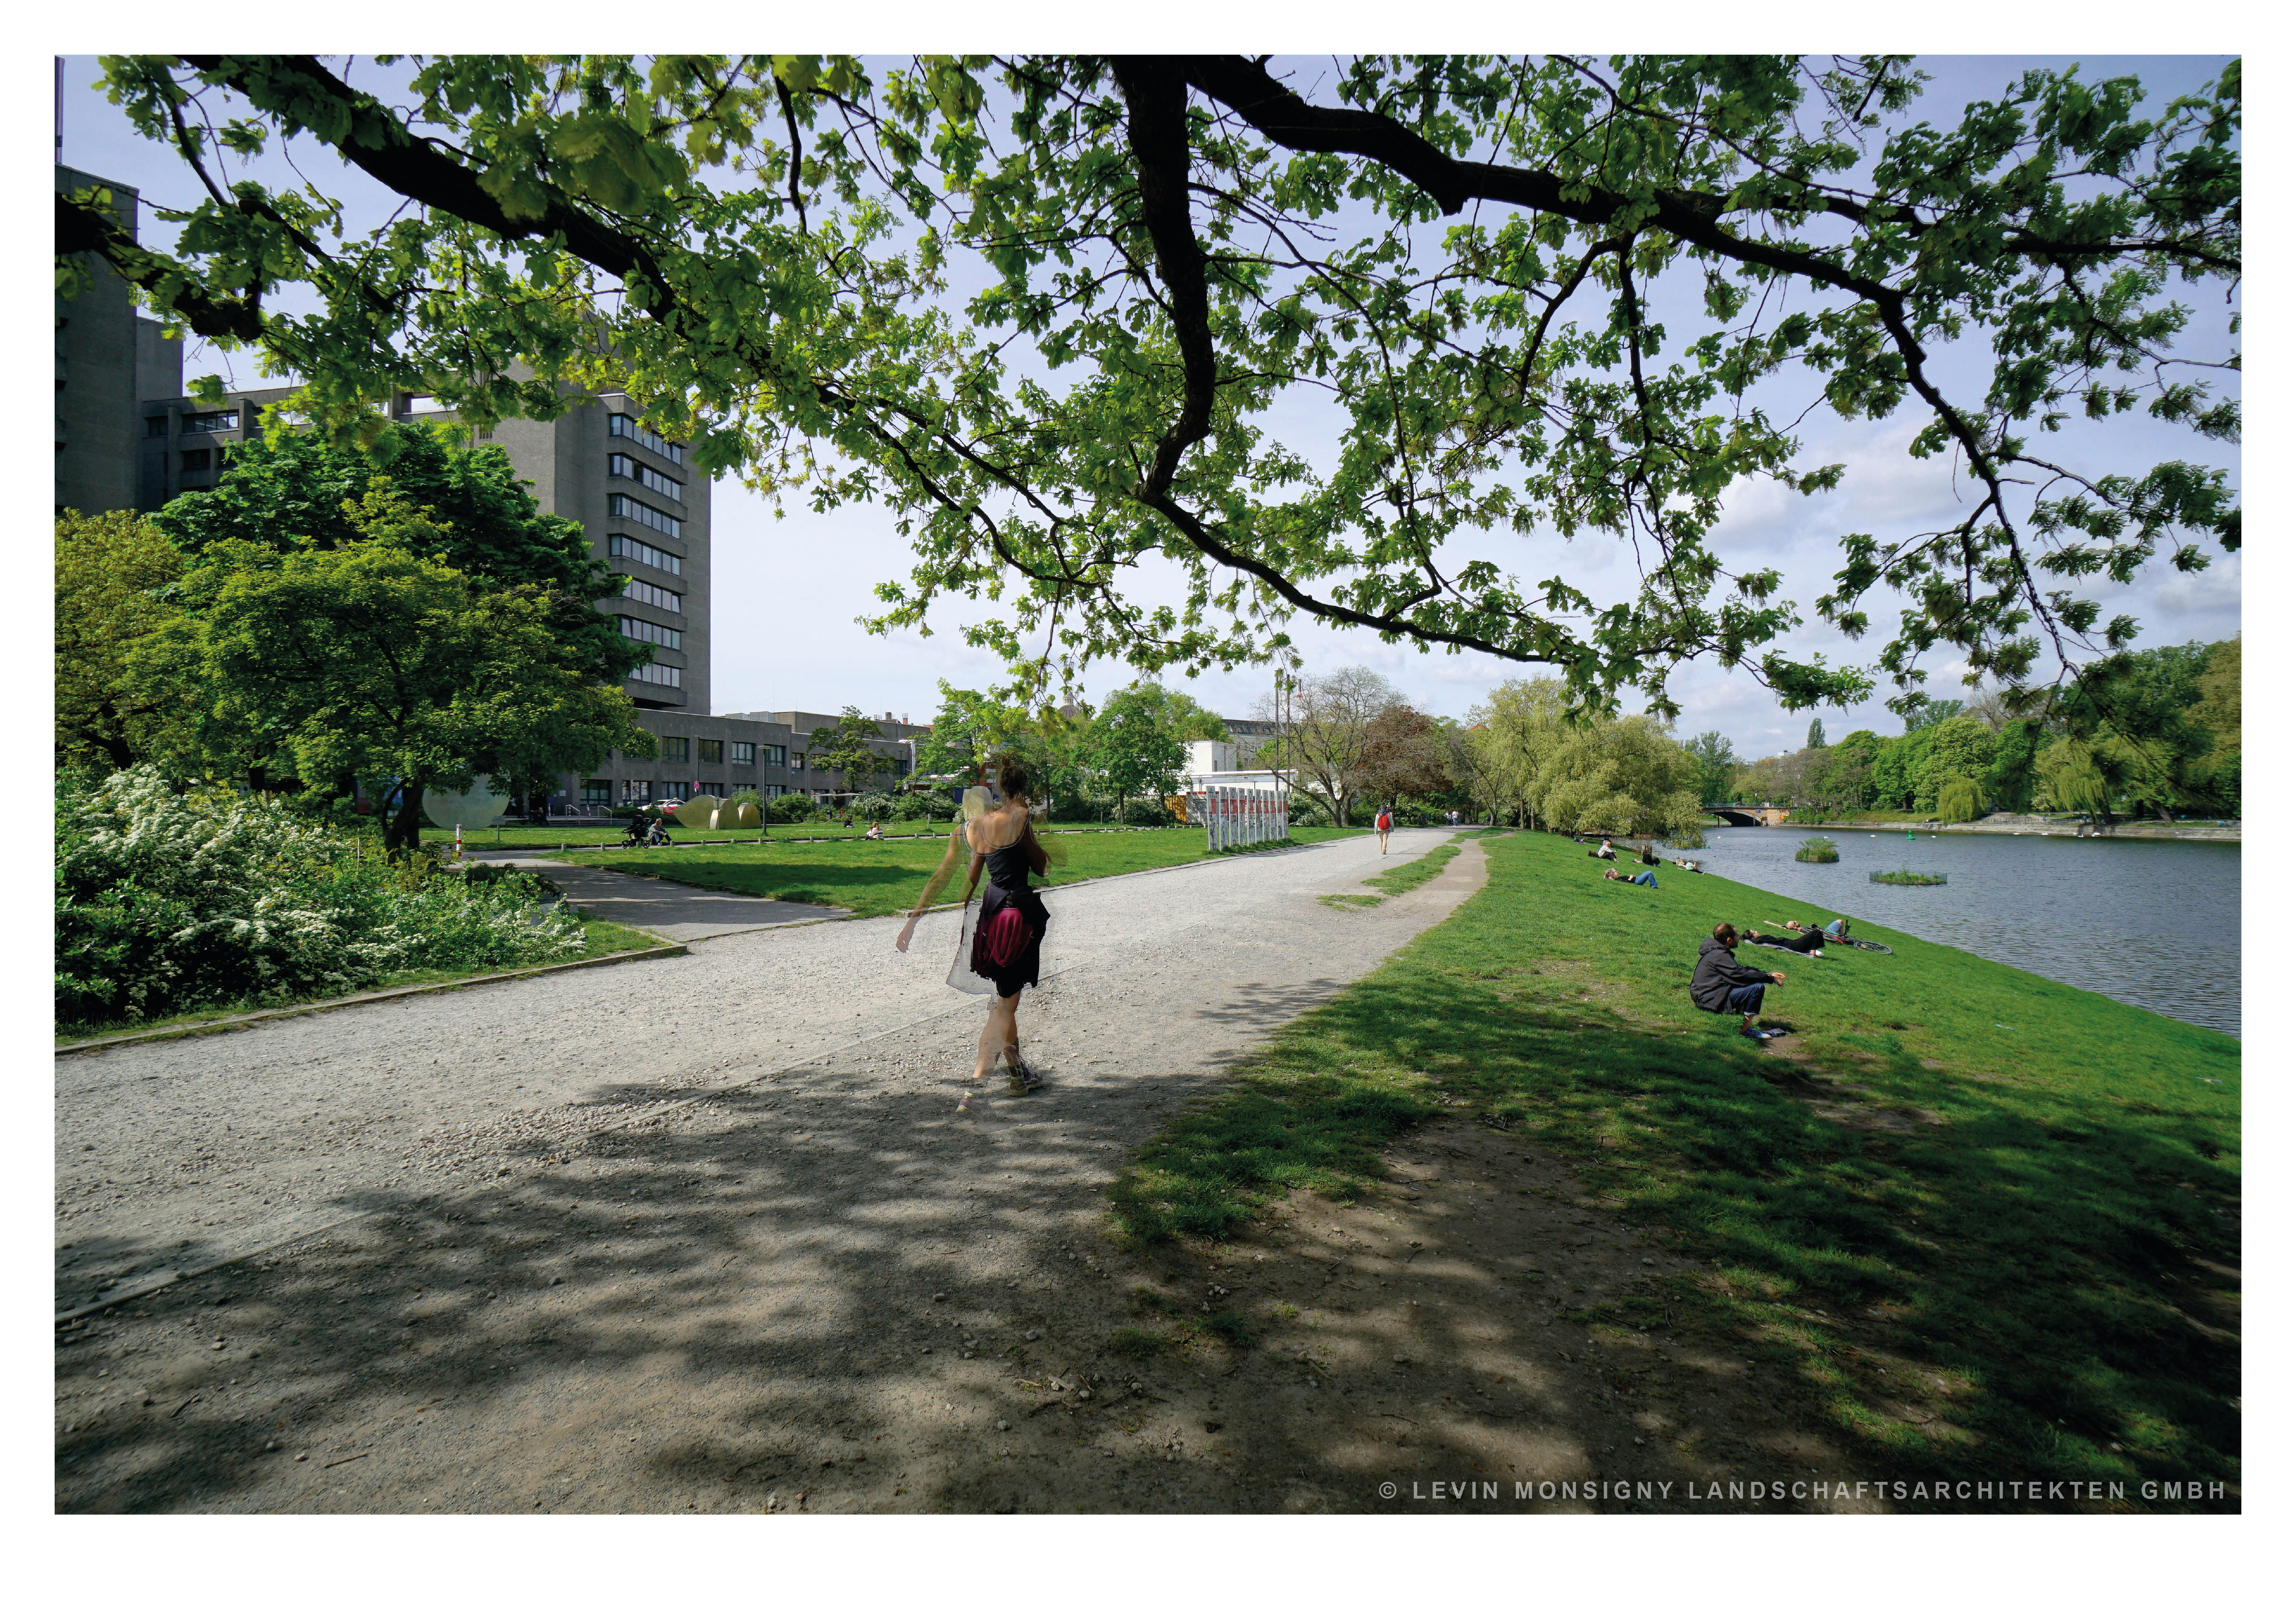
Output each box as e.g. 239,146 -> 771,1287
64,55 -> 2239,718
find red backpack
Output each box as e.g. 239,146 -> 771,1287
980,903 -> 1031,967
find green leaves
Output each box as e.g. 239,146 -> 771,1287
78,54 -> 2240,724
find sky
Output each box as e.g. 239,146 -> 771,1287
56,53 -> 2241,761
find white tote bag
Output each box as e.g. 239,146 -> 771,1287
946,893 -> 997,996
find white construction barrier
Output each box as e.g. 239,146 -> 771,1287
1202,786 -> 1288,852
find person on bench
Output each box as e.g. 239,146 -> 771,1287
1691,923 -> 1788,1038
1604,866 -> 1657,889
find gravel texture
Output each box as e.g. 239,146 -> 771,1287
464,856 -> 850,941
55,828 -> 1521,1512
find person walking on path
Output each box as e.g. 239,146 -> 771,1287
1375,803 -> 1395,854
895,759 -> 1054,1092
1690,923 -> 1788,1039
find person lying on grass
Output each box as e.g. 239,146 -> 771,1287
1674,857 -> 1705,872
1604,866 -> 1657,889
1690,923 -> 1788,1039
1745,922 -> 1827,956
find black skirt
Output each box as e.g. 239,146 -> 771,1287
969,880 -> 1050,999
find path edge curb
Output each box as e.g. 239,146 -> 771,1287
54,938 -> 686,1058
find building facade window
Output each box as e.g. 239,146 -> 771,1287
180,409 -> 238,433
791,752 -> 805,770
631,662 -> 684,689
730,741 -> 756,767
698,739 -> 724,765
607,493 -> 680,537
697,781 -> 726,799
180,448 -> 211,473
616,577 -> 682,612
618,615 -> 681,651
581,779 -> 613,804
607,452 -> 684,503
607,413 -> 686,466
144,416 -> 168,438
607,533 -> 681,576
761,743 -> 786,767
761,784 -> 786,800
660,737 -> 691,763
620,779 -> 655,804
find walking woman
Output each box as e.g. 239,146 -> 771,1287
1375,802 -> 1395,855
894,759 -> 1052,1092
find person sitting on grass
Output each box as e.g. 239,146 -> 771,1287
1691,923 -> 1788,1039
1596,837 -> 1616,860
1604,866 -> 1657,889
865,820 -> 884,840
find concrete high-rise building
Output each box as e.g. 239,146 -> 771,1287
61,162 -> 936,814
135,381 -> 713,721
55,166 -> 181,516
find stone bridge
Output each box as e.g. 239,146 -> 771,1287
1705,804 -> 1795,828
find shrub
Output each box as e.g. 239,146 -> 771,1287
896,791 -> 949,822
1663,829 -> 1709,849
1794,836 -> 1840,863
847,790 -> 901,822
1870,869 -> 1948,886
1288,797 -> 1332,827
767,792 -> 817,824
56,768 -> 584,1031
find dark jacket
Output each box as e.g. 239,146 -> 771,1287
1689,937 -> 1773,1012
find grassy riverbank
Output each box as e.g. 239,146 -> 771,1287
1114,829 -> 2240,1501
560,825 -> 1369,918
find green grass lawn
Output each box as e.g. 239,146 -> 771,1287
560,824 -> 1370,917
1112,829 -> 2240,1500
56,911 -> 668,1045
1319,833 -> 1466,908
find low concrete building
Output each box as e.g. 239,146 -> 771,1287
1182,734 -> 1294,798
591,709 -> 932,813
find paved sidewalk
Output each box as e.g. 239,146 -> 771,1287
468,856 -> 848,941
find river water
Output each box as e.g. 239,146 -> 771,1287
1687,826 -> 2240,1037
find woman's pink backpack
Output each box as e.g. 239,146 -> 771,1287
980,903 -> 1031,968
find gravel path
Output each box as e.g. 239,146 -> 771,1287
469,856 -> 849,941
56,830 -> 1489,1512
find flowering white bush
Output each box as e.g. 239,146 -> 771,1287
57,768 -> 584,1029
